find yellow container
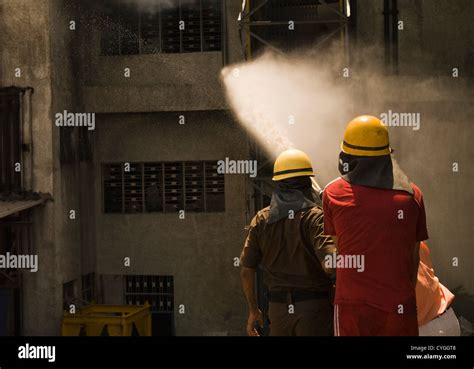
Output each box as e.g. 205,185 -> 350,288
61,304 -> 152,336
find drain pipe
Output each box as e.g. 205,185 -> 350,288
383,0 -> 391,73
383,0 -> 399,75
391,0 -> 399,75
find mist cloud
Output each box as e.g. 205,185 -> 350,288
220,45 -> 449,186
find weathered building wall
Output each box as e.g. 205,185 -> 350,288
49,0 -> 97,295
0,0 -> 60,335
0,0 -> 99,335
68,0 -> 251,335
4,0 -> 469,337
75,2 -> 235,113
94,111 -> 249,335
49,0 -> 84,317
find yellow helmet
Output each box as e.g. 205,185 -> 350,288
341,115 -> 391,156
272,149 -> 314,181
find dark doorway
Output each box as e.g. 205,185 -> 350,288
151,312 -> 173,337
0,213 -> 24,336
0,288 -> 20,336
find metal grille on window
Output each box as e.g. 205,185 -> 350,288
144,163 -> 163,212
120,2 -> 140,55
202,0 -> 222,51
100,0 -> 221,55
82,273 -> 95,303
124,275 -> 174,313
163,162 -> 184,212
103,164 -> 123,213
205,161 -> 225,212
100,0 -> 121,55
63,280 -> 77,311
124,163 -> 143,213
161,6 -> 181,53
181,2 -> 202,52
140,2 -> 161,54
103,161 -> 224,213
184,162 -> 204,212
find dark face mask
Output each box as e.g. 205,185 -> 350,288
338,152 -> 358,176
268,176 -> 316,224
338,151 -> 413,195
276,176 -> 312,192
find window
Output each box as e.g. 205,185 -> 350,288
124,275 -> 173,312
0,88 -> 22,193
103,161 -> 225,213
82,273 -> 96,303
0,216 -> 22,289
63,280 -> 78,311
124,275 -> 174,336
101,0 -> 222,55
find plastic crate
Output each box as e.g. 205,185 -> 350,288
61,304 -> 151,336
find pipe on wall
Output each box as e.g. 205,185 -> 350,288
383,0 -> 399,75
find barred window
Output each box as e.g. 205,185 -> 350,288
0,87 -> 22,192
82,273 -> 96,303
103,161 -> 225,213
63,280 -> 78,311
124,275 -> 174,336
124,275 -> 174,313
100,0 -> 222,55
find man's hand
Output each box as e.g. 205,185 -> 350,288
240,266 -> 262,335
246,308 -> 263,336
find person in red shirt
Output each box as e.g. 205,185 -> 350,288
323,115 -> 428,336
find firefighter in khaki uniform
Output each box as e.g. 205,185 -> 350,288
240,149 -> 335,336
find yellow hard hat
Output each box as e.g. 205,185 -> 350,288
272,149 -> 314,181
341,115 -> 391,156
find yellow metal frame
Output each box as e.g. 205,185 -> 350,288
61,304 -> 152,336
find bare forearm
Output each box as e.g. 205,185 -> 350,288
240,267 -> 258,312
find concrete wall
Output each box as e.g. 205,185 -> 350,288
49,0 -> 97,288
354,0 -> 385,70
94,111 -> 249,335
74,0 -> 246,113
0,0 -> 60,335
77,0 -> 251,335
76,1 -> 251,335
389,100 -> 474,323
49,0 -> 83,308
0,0 -> 98,335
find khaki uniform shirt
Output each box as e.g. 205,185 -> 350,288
240,206 -> 335,292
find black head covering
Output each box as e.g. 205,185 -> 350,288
338,152 -> 413,194
268,176 -> 317,224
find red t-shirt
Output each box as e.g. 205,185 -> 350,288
323,177 -> 428,315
